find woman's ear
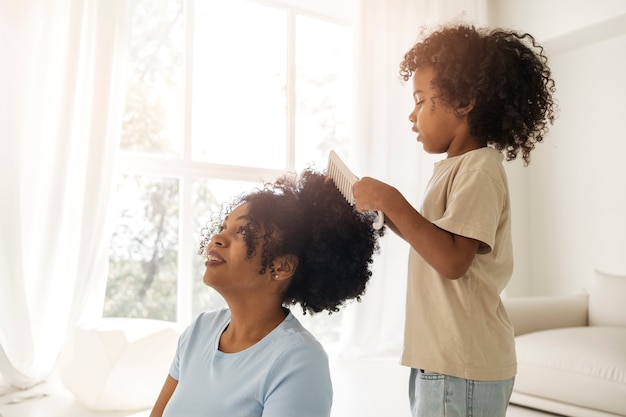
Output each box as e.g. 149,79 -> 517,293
271,254 -> 299,281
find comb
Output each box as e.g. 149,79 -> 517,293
327,150 -> 384,230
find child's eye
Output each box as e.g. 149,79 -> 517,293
237,226 -> 248,236
416,100 -> 425,107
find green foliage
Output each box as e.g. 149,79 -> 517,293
104,257 -> 177,321
104,176 -> 179,321
121,0 -> 182,154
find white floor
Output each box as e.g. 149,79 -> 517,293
0,358 -> 561,417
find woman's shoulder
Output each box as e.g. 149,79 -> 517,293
190,307 -> 229,326
274,312 -> 326,353
266,313 -> 329,372
182,308 -> 230,339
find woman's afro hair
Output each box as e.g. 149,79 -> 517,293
400,24 -> 557,165
199,168 -> 385,315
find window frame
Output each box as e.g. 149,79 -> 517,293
115,0 -> 354,326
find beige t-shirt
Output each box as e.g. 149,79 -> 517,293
401,147 -> 517,381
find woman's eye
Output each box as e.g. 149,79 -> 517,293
237,227 -> 248,236
416,100 -> 424,107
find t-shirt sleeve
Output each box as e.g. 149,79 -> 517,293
262,341 -> 332,417
433,169 -> 506,253
168,320 -> 194,381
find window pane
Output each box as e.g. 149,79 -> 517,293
191,178 -> 266,316
121,0 -> 184,156
108,0 -> 354,350
192,0 -> 287,168
295,15 -> 353,170
104,175 -> 179,321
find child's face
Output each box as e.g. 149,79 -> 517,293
408,66 -> 469,156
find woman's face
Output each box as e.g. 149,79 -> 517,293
202,203 -> 270,294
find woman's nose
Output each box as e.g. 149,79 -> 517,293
210,234 -> 225,247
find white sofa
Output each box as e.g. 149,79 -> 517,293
503,270 -> 626,417
60,318 -> 182,411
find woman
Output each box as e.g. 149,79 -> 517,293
150,168 -> 383,417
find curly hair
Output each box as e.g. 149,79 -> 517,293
199,168 -> 384,315
399,24 -> 557,165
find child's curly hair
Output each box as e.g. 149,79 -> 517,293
199,168 -> 384,315
399,24 -> 557,165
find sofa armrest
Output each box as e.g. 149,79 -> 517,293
503,292 -> 589,336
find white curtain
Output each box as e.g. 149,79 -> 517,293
0,0 -> 129,390
338,0 -> 488,358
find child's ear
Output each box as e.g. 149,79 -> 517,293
272,254 -> 299,281
455,97 -> 476,116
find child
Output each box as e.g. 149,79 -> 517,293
150,168 -> 383,417
353,24 -> 556,417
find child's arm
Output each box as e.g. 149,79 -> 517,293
353,177 -> 480,280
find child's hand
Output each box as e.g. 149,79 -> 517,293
353,177 -> 389,213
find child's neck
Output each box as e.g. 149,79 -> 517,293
447,135 -> 485,158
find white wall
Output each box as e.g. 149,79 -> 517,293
490,0 -> 626,295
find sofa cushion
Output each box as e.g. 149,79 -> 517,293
514,326 -> 626,416
504,292 -> 588,336
588,270 -> 626,327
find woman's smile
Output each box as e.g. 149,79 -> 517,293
205,250 -> 225,267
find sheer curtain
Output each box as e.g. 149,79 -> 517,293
338,0 -> 487,358
0,0 -> 129,390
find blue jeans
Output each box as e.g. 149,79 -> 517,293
409,368 -> 514,417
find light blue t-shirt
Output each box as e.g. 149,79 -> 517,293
163,308 -> 332,417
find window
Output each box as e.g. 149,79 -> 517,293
104,0 -> 354,349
